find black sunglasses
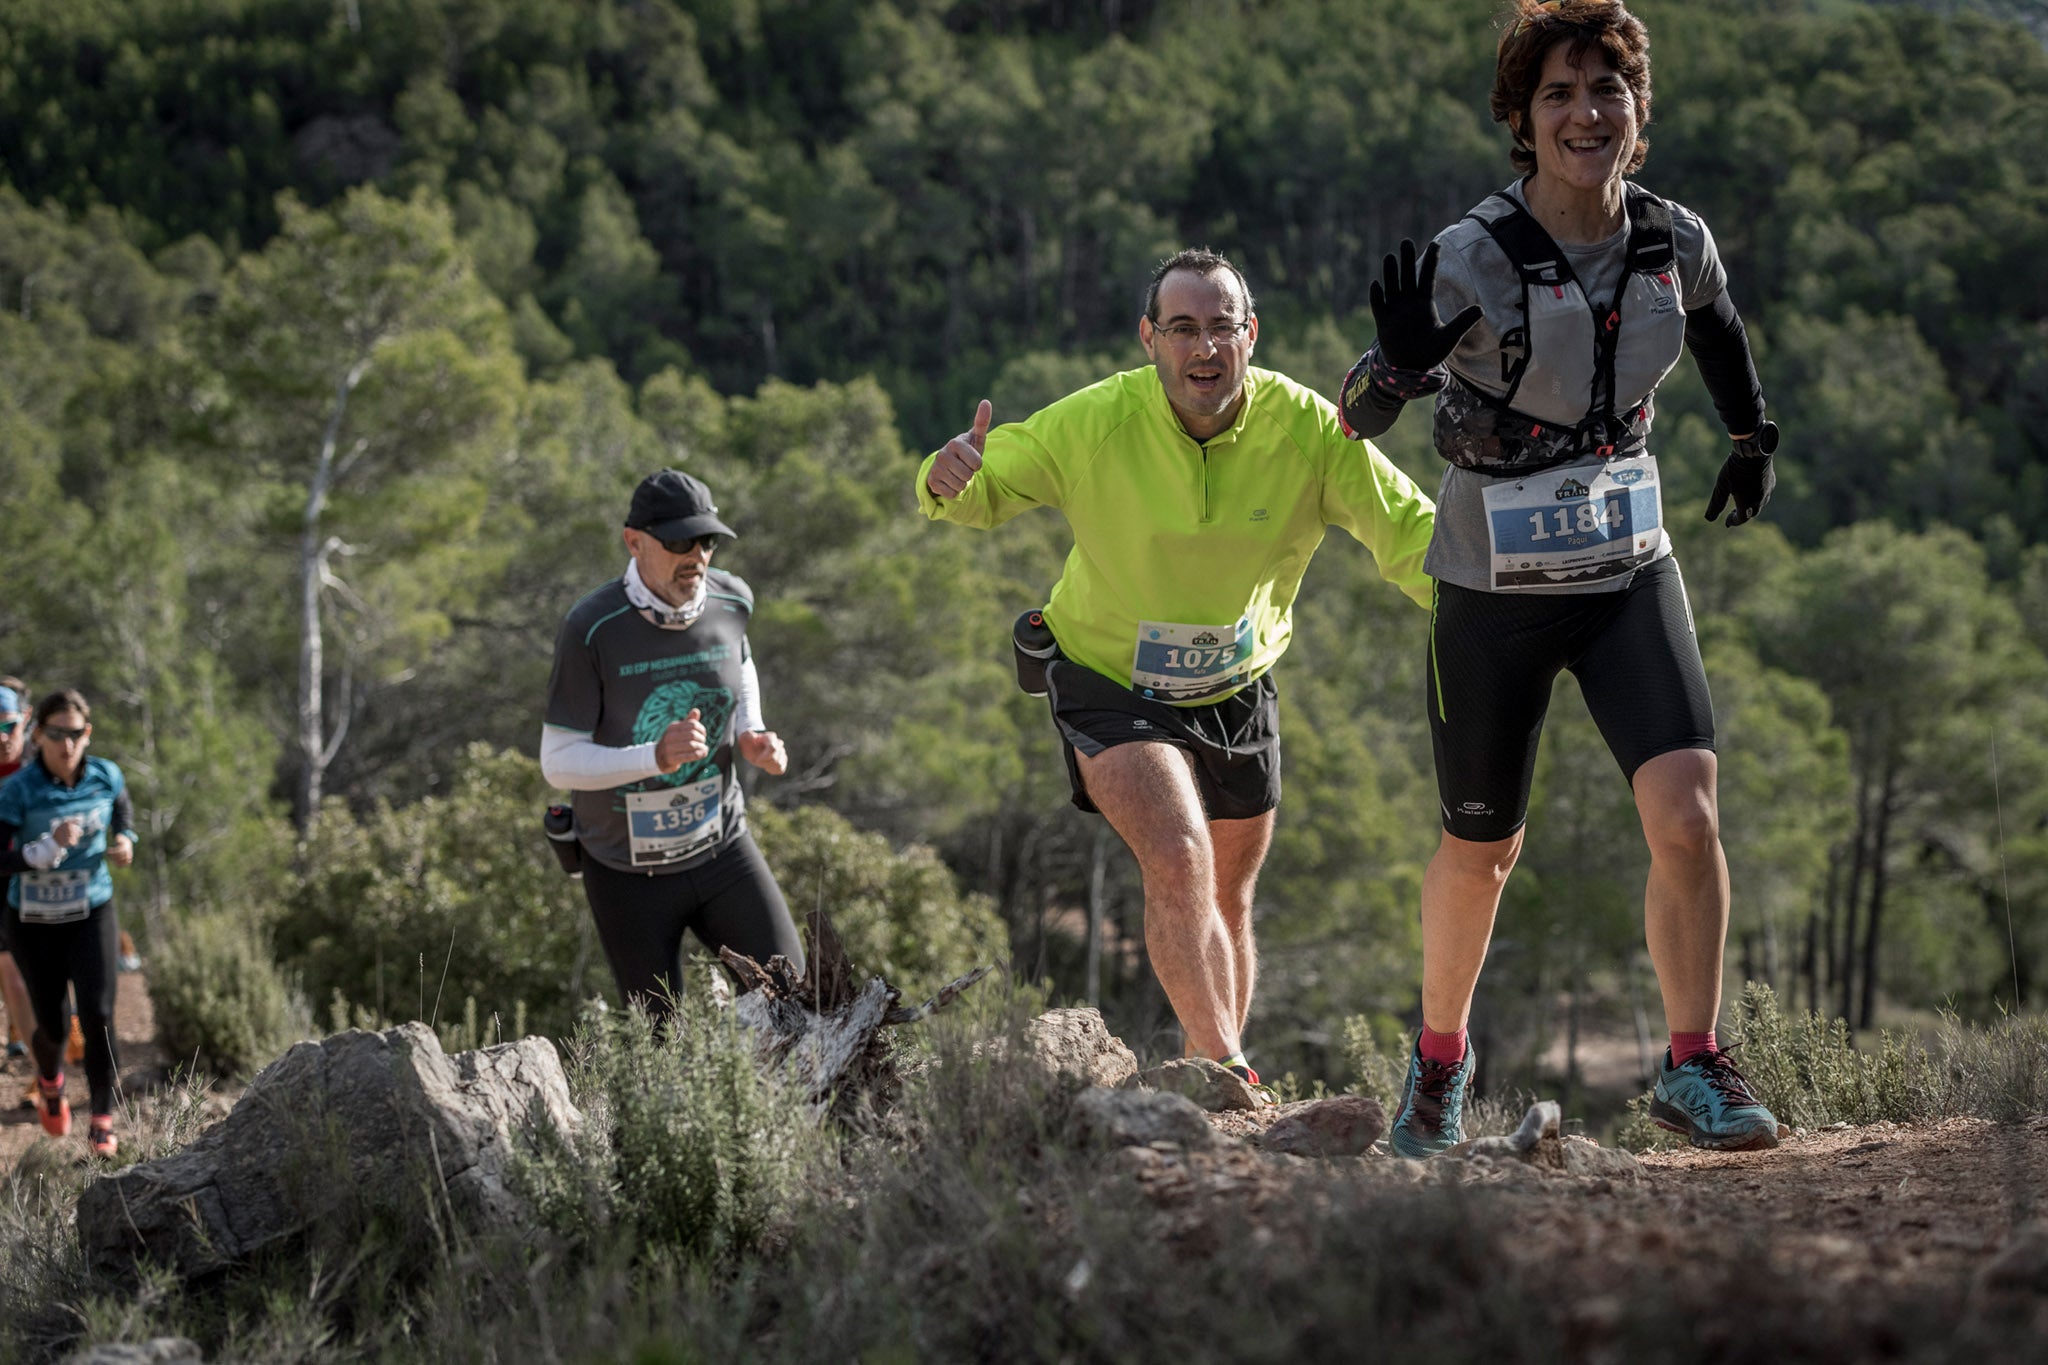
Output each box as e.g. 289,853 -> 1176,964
40,724 -> 87,742
658,534 -> 721,555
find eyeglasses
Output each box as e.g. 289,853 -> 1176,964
39,725 -> 87,743
658,534 -> 720,555
0,719 -> 20,736
1151,320 -> 1252,346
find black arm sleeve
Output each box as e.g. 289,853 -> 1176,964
0,819 -> 24,876
1339,354 -> 1406,439
112,788 -> 135,841
1339,344 -> 1446,441
1684,289 -> 1766,435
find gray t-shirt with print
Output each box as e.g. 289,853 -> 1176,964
1424,180 -> 1726,594
545,568 -> 756,873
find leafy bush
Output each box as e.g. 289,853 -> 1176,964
1920,1009 -> 2048,1122
1341,1013 -> 1412,1113
519,993 -> 828,1266
275,743 -> 595,1039
749,801 -> 1009,1000
1727,981 -> 1934,1128
150,909 -> 311,1078
1617,986 -> 2048,1148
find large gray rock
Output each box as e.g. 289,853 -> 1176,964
1126,1057 -> 1264,1113
1258,1096 -> 1388,1157
77,1024 -> 581,1280
1021,1008 -> 1138,1090
1073,1086 -> 1218,1151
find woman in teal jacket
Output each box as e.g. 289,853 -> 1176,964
0,688 -> 134,1156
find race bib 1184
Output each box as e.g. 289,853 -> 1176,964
1483,454 -> 1667,590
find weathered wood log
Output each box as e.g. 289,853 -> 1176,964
716,900 -> 994,1120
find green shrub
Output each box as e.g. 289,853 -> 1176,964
150,909 -> 311,1078
1921,1009 -> 2048,1121
749,801 -> 1009,1000
1341,1013 -> 1411,1112
276,743 -> 595,1038
519,992 -> 829,1266
1727,981 -> 1933,1128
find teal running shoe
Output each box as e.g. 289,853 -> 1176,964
1650,1048 -> 1780,1152
1389,1040 -> 1475,1159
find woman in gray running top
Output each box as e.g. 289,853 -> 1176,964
1340,0 -> 1782,1158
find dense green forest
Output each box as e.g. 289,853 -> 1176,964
2,0 -> 2046,1091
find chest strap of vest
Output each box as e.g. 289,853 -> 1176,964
1462,183 -> 1675,460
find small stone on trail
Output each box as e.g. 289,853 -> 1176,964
1447,1101 -> 1645,1182
1125,1057 -> 1263,1113
1022,1007 -> 1139,1090
1257,1096 -> 1388,1158
1074,1085 -> 1218,1152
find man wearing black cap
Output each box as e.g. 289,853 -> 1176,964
540,470 -> 804,1016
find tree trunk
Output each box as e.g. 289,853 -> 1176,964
1858,756 -> 1900,1030
1628,950 -> 1655,1086
1838,753 -> 1875,1025
1086,821 -> 1109,1006
294,359 -> 368,829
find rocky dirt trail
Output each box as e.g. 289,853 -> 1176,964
1136,1097 -> 2048,1357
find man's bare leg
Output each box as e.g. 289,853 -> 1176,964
1075,742 -> 1240,1060
1209,811 -> 1275,1035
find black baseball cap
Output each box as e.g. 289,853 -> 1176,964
624,469 -> 738,543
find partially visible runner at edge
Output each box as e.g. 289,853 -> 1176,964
0,676 -> 43,1076
1340,0 -> 1782,1156
0,688 -> 134,1157
540,470 -> 804,1020
919,247 -> 1436,1088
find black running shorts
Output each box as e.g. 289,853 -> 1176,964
1428,556 -> 1715,843
1046,660 -> 1281,822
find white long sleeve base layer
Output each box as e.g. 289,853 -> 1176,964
541,656 -> 766,791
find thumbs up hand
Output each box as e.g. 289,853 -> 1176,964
926,399 -> 992,499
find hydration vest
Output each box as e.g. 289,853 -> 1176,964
1434,182 -> 1688,475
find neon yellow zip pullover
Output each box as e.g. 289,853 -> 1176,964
917,365 -> 1436,703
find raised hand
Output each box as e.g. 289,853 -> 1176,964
1369,239 -> 1483,372
654,708 -> 709,773
926,399 -> 992,499
1705,420 -> 1780,528
737,729 -> 788,776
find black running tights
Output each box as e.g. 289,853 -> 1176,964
5,897 -> 119,1115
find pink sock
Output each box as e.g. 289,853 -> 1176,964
1671,1030 -> 1717,1066
1419,1025 -> 1467,1066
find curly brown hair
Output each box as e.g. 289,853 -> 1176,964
1491,0 -> 1652,177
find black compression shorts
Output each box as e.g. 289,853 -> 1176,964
580,829 -> 804,1016
1428,556 -> 1715,843
1046,660 -> 1281,822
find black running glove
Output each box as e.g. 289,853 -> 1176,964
1370,238 -> 1484,373
1704,420 -> 1779,527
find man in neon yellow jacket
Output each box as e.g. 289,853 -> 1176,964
918,248 -> 1436,1084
